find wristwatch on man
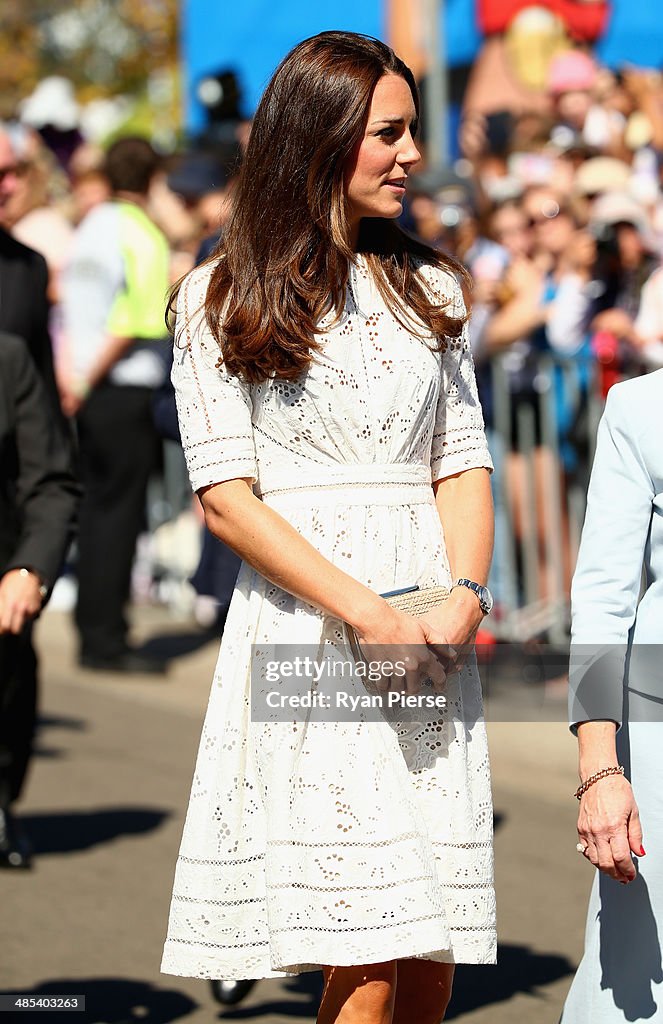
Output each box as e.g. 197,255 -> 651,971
451,578 -> 494,615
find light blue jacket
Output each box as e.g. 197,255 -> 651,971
569,369 -> 663,728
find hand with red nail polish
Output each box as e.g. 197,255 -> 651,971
576,723 -> 643,884
576,770 -> 642,882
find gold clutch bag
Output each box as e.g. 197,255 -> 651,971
346,584 -> 449,663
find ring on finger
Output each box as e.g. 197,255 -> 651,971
576,842 -> 588,854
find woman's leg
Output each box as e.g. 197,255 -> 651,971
392,959 -> 454,1024
317,962 -> 397,1024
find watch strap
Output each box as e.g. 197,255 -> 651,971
451,578 -> 490,613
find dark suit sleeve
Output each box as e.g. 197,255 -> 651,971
29,251 -> 61,414
4,339 -> 79,591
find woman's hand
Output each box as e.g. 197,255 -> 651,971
577,775 -> 644,883
354,603 -> 449,694
419,587 -> 484,676
0,569 -> 44,634
355,588 -> 483,694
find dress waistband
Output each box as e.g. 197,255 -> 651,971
257,463 -> 435,509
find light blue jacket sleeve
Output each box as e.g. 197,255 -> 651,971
569,383 -> 655,729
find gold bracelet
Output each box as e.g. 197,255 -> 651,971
574,765 -> 624,801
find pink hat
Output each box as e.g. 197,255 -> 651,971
548,51 -> 597,95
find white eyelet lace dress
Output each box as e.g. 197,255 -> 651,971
160,257 -> 497,980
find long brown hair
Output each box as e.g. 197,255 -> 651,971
180,31 -> 469,383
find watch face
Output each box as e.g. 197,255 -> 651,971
479,586 -> 494,613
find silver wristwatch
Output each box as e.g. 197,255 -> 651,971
451,578 -> 494,615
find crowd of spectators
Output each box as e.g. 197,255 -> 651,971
404,49 -> 663,615
410,49 -> 663,399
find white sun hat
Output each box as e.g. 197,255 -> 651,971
19,77 -> 80,131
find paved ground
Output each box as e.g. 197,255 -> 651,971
0,605 -> 592,1024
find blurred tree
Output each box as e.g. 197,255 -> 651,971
0,0 -> 178,118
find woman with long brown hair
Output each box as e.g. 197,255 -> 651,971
161,31 -> 496,1023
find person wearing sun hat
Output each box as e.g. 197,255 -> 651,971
548,49 -> 601,146
549,50 -> 597,94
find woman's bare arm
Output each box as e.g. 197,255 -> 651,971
200,477 -> 442,653
424,467 -> 494,644
577,720 -> 619,778
433,467 -> 493,584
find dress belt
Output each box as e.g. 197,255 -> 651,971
257,463 -> 435,509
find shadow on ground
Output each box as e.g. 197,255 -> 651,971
0,978 -> 198,1023
20,807 -> 169,855
37,712 -> 88,732
447,943 -> 575,1018
31,712 -> 89,760
138,630 -> 219,661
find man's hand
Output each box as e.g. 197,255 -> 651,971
0,569 -> 44,634
58,376 -> 90,418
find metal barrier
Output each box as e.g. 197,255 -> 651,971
488,351 -> 605,644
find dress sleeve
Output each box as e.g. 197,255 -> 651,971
171,265 -> 258,493
421,267 -> 493,483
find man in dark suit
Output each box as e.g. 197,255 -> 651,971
0,333 -> 78,868
0,127 -> 78,868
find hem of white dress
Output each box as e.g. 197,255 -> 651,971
160,928 -> 496,981
161,959 -> 297,981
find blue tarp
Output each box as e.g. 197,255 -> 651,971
596,2 -> 663,70
183,0 -> 663,132
183,0 -> 383,132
